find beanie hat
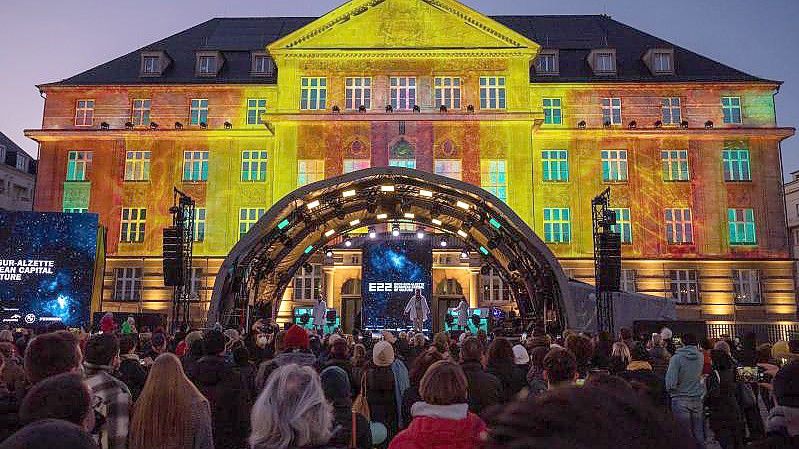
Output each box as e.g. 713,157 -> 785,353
512,344 -> 530,365
284,325 -> 310,350
773,360 -> 799,408
381,331 -> 397,345
373,340 -> 395,367
320,366 -> 351,403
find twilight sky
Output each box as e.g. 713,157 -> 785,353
1,0 -> 797,180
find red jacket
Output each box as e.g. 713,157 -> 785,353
389,404 -> 486,449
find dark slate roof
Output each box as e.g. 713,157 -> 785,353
46,14 -> 774,87
0,132 -> 37,175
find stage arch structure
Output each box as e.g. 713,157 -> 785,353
208,167 -> 574,330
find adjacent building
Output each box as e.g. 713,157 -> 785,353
0,132 -> 36,211
26,0 -> 796,330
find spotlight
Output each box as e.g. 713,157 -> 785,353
173,122 -> 182,129
577,120 -> 586,129
680,120 -> 689,129
439,105 -> 448,113
603,120 -> 611,128
466,105 -> 475,113
412,105 -> 421,113
124,122 -> 134,130
416,228 -> 425,239
628,120 -> 637,129
654,120 -> 663,128
368,226 -> 377,239
391,224 -> 400,237
460,251 -> 469,260
439,237 -> 448,247
224,121 -> 232,129
199,122 -> 208,129
325,249 -> 334,258
332,105 -> 341,114
150,122 -> 160,129
344,238 -> 353,247
358,105 -> 367,113
705,120 -> 714,129
385,105 -> 394,113
100,122 -> 110,130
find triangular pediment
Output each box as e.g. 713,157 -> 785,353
268,0 -> 538,53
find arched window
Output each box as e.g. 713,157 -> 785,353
341,278 -> 362,296
389,139 -> 416,169
436,278 -> 464,296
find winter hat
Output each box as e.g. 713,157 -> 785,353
184,330 -> 204,351
773,360 -> 799,408
373,340 -> 395,367
512,344 -> 530,365
320,366 -> 351,403
1,419 -> 96,449
328,333 -> 342,346
330,338 -> 349,359
381,331 -> 397,345
284,324 -> 310,350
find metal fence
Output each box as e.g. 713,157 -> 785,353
706,322 -> 799,343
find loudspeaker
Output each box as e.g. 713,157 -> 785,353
163,227 -> 183,286
598,232 -> 622,291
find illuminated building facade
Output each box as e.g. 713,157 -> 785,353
27,0 -> 796,329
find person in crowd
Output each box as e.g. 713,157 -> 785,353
705,348 -> 745,449
19,372 -> 94,431
525,346 -> 550,397
511,344 -> 530,375
116,335 -> 146,402
748,360 -> 799,449
591,331 -> 613,370
0,419 -> 98,449
313,296 -> 328,335
250,364 -> 336,449
187,330 -> 248,449
83,333 -> 131,449
401,350 -> 444,427
0,330 -> 14,345
542,348 -> 578,389
664,332 -> 706,449
619,328 -> 635,352
100,312 -> 116,334
129,353 -> 213,449
351,343 -> 368,396
320,366 -> 371,449
486,338 -> 527,402
405,333 -> 426,369
322,338 -> 354,393
715,341 -> 766,441
618,347 -> 666,409
647,333 -> 671,377
565,334 -> 594,379
256,325 -> 317,391
459,336 -> 501,415
144,333 -> 167,365
232,346 -> 256,401
366,340 -> 401,440
390,361 -> 486,449
120,317 -> 136,335
395,332 -> 411,362
608,341 -> 632,375
584,372 -> 635,393
486,385 -> 695,449
0,342 -> 25,402
737,332 -> 758,367
756,343 -> 780,411
180,330 -> 205,374
432,332 -> 450,358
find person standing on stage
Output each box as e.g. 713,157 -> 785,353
313,296 -> 328,335
404,288 -> 430,332
454,299 -> 469,331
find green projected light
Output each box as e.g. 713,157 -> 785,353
277,218 -> 290,230
304,245 -> 314,254
489,218 -> 502,229
479,246 -> 489,255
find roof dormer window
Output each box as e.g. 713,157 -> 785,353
196,51 -> 223,77
588,49 -> 617,75
251,52 -> 275,77
139,51 -> 170,77
644,48 -> 675,75
534,49 -> 559,76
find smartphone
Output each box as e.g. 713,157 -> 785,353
735,366 -> 758,383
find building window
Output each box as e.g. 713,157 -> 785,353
345,77 -> 371,110
434,159 -> 462,180
75,100 -> 94,126
197,55 -> 217,75
120,208 -> 146,243
114,267 -> 142,301
434,77 -> 461,109
481,159 -> 507,202
661,97 -> 681,125
594,51 -> 616,73
183,151 -> 209,182
601,150 -> 628,182
300,77 -> 327,110
542,98 -> 562,125
190,99 -> 209,125
66,151 -> 92,181
601,98 -> 622,125
535,51 -> 559,75
239,208 -> 266,239
479,76 -> 506,110
294,263 -> 323,301
652,52 -> 673,73
732,269 -> 761,304
241,150 -> 268,182
662,150 -> 690,181
665,208 -> 693,244
297,159 -> 324,186
194,208 -> 206,242
389,139 -> 416,169
343,159 -> 370,173
390,77 -> 416,110
63,208 -> 88,213
544,208 -> 571,243
621,269 -> 636,293
141,56 -> 160,75
247,99 -> 267,125
722,149 -> 751,181
611,208 -> 632,244
722,96 -> 742,124
124,151 -> 150,181
542,150 -> 569,182
15,156 -> 29,173
728,208 -> 756,245
251,54 -> 275,76
131,99 -> 151,126
188,267 -> 204,298
669,269 -> 700,304
481,267 -> 510,302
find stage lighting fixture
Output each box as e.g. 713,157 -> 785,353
603,120 -> 611,128
332,105 -> 341,114
150,122 -> 160,129
654,120 -> 663,128
680,120 -> 689,129
460,251 -> 469,260
349,219 -> 360,227
173,122 -> 182,129
224,121 -> 233,129
385,105 -> 394,113
380,185 -> 395,192
368,227 -> 377,239
358,105 -> 367,113
431,218 -> 443,226
125,122 -> 134,130
439,238 -> 448,247
377,213 -> 388,220
325,249 -> 334,258
100,122 -> 110,130
324,229 -> 335,237
419,189 -> 433,198
628,120 -> 637,129
416,228 -> 425,239
705,120 -> 714,129
344,238 -> 353,247
391,224 -> 400,237
342,189 -> 356,198
404,212 -> 415,219
439,105 -> 448,113
466,105 -> 475,113
200,122 -> 208,129
456,200 -> 470,210
412,105 -> 421,113
457,229 -> 468,238
577,120 -> 587,129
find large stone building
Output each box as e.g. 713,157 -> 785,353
26,0 -> 796,330
0,132 -> 36,211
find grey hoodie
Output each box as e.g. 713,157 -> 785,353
664,345 -> 705,399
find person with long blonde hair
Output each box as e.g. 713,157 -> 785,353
129,353 -> 213,449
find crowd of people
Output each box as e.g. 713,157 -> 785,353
0,315 -> 797,449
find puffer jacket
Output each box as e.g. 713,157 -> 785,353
389,402 -> 486,449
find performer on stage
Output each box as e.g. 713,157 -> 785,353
312,295 -> 327,334
404,288 -> 430,332
455,299 -> 469,330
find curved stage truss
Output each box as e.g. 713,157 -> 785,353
208,167 -> 574,330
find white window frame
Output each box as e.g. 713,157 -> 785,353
542,150 -> 569,182
75,100 -> 95,127
197,55 -> 217,75
661,97 -> 681,125
732,269 -> 761,304
722,149 -> 751,182
543,98 -> 562,125
662,150 -> 690,181
601,98 -> 622,125
665,208 -> 693,244
297,159 -> 325,187
189,267 -> 204,298
479,76 -> 506,110
190,99 -> 209,125
390,76 -> 416,111
247,99 -> 267,125
728,208 -> 757,245
345,77 -> 372,110
241,150 -> 268,182
131,99 -> 151,126
300,77 -> 327,110
722,96 -> 742,124
601,150 -> 628,182
63,208 -> 88,213
124,150 -> 151,181
543,208 -> 571,243
621,269 -> 637,293
120,208 -> 146,243
434,77 -> 461,109
434,159 -> 462,180
251,54 -> 275,76
239,208 -> 266,240
481,159 -> 507,202
294,263 -> 323,302
183,151 -> 209,182
611,208 -> 632,244
66,150 -> 92,181
193,208 -> 206,243
481,267 -> 510,302
141,56 -> 160,75
535,52 -> 559,75
114,267 -> 142,301
670,269 -> 700,304
343,159 -> 370,173
594,52 -> 616,73
652,52 -> 673,73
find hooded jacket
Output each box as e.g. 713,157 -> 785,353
187,355 -> 249,449
664,345 -> 705,399
389,402 -> 486,449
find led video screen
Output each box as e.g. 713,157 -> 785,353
0,211 -> 98,328
361,238 -> 432,330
